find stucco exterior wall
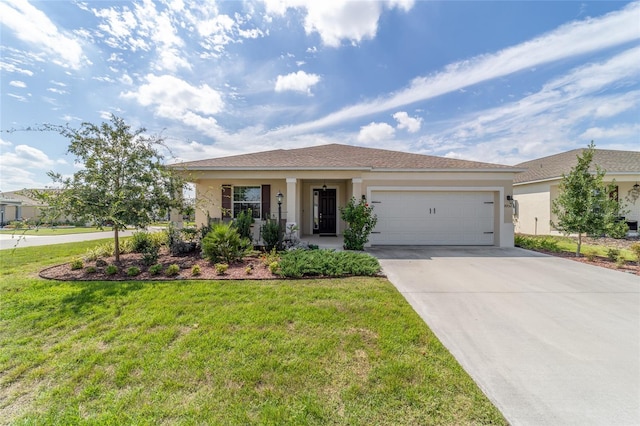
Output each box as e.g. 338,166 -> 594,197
513,181 -> 552,235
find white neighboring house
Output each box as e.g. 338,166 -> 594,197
513,149 -> 640,236
0,190 -> 45,226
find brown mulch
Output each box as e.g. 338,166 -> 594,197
39,249 -> 278,281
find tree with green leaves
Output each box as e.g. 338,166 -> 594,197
39,115 -> 186,262
551,142 -> 627,256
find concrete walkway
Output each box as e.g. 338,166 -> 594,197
368,246 -> 640,426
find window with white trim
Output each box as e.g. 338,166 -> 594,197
233,186 -> 261,219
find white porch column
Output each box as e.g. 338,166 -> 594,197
352,178 -> 363,200
286,178 -> 297,230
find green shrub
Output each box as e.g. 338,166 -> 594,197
214,263 -> 229,275
105,265 -> 118,275
606,220 -> 629,239
149,231 -> 168,247
514,235 -> 560,252
615,255 -> 626,269
95,258 -> 108,267
260,248 -> 280,266
70,258 -> 84,270
245,265 -> 253,275
191,264 -> 201,276
277,249 -> 380,278
630,243 -> 640,265
606,248 -> 620,261
83,248 -> 100,261
142,245 -> 159,266
149,264 -> 163,276
165,264 -> 180,277
202,223 -> 250,264
233,208 -> 254,241
85,266 -> 97,274
584,249 -> 597,261
127,266 -> 141,276
166,224 -> 197,255
340,197 -> 378,251
268,261 -> 279,274
261,220 -> 283,252
131,231 -> 155,253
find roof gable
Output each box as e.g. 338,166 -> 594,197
514,149 -> 640,184
175,143 -> 517,171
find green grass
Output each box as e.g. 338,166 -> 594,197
0,227 -> 106,236
515,234 -> 635,260
0,242 -> 506,425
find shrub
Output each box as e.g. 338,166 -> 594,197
165,264 -> 180,277
260,248 -> 280,267
127,266 -> 141,276
85,266 -> 97,274
215,263 -> 229,275
149,231 -> 168,247
95,258 -> 108,267
149,264 -> 163,276
514,235 -> 560,252
245,265 -> 253,275
70,258 -> 84,270
166,224 -> 197,255
83,248 -> 100,261
233,208 -> 254,241
191,264 -> 201,276
340,197 -> 378,251
202,223 -> 250,264
105,265 -> 118,275
268,261 -> 280,274
261,220 -> 283,252
606,248 -> 620,261
584,249 -> 597,261
630,243 -> 640,265
142,245 -> 159,266
606,220 -> 629,239
131,231 -> 155,253
277,249 -> 380,278
615,256 -> 626,269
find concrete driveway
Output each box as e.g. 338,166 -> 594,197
368,246 -> 640,426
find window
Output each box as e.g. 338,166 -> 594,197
233,186 -> 261,219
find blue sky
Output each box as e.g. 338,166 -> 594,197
1,0 -> 639,192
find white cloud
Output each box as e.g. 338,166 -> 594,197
393,111 -> 422,133
274,70 -> 321,94
0,144 -> 54,169
7,93 -> 28,102
580,124 -> 640,140
267,2 -> 640,137
0,61 -> 34,76
47,88 -> 68,95
0,138 -> 12,148
121,74 -> 226,138
262,0 -> 414,47
0,0 -> 85,69
357,122 -> 395,143
9,80 -> 26,88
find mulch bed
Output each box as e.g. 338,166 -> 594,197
39,250 -> 278,281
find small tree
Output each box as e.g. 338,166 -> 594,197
551,142 -> 626,256
39,115 -> 185,262
340,197 -> 378,251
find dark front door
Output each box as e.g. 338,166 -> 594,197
318,189 -> 336,234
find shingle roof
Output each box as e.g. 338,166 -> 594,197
514,149 -> 640,184
175,143 -> 517,171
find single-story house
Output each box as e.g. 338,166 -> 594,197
513,148 -> 640,235
174,144 -> 521,247
0,190 -> 45,226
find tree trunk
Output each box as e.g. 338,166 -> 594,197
114,227 -> 120,263
576,233 -> 582,257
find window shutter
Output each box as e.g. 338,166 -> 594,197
222,184 -> 232,218
262,185 -> 271,220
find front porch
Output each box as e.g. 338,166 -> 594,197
300,234 -> 344,250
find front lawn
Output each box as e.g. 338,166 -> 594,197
0,242 -> 506,425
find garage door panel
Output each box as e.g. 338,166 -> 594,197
369,191 -> 495,245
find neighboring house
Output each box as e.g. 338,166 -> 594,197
175,144 -> 522,247
0,190 -> 45,225
513,149 -> 640,236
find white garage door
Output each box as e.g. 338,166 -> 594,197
369,191 -> 495,245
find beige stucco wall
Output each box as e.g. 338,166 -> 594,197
514,175 -> 640,235
185,169 -> 517,247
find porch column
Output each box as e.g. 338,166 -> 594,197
352,178 -> 363,200
286,178 -> 297,232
